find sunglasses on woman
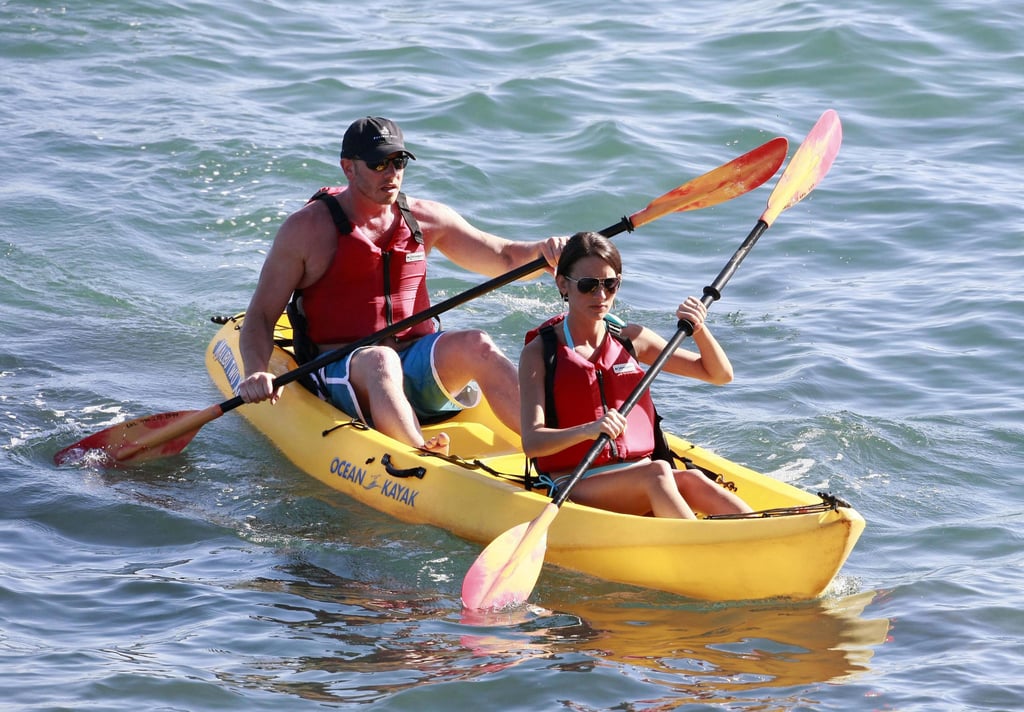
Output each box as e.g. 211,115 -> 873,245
564,275 -> 621,294
365,155 -> 410,172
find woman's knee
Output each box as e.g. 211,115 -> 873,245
674,468 -> 706,488
643,461 -> 676,490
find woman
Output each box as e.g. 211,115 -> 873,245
519,232 -> 752,519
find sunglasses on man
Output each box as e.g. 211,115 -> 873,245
364,155 -> 410,172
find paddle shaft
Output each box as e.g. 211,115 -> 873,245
54,137 -> 789,466
214,216 -> 635,417
461,111 -> 841,611
551,217 -> 769,507
460,218 -> 771,609
215,136 -> 789,416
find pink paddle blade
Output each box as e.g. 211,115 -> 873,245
462,504 -> 557,611
762,110 -> 842,226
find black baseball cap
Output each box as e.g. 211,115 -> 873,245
340,116 -> 416,162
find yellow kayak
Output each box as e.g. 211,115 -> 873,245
206,312 -> 864,602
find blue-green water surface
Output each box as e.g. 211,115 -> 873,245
2,1 -> 1022,710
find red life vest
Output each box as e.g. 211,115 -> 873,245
296,186 -> 436,346
526,314 -> 658,474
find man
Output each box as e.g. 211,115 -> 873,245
237,116 -> 565,453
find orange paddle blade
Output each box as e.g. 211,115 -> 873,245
53,405 -> 223,466
629,136 -> 788,230
462,503 -> 558,611
762,110 -> 842,227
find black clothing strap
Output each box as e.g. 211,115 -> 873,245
395,192 -> 423,244
307,189 -> 419,242
309,188 -> 353,234
539,324 -> 559,428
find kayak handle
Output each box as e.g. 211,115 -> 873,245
382,454 -> 426,479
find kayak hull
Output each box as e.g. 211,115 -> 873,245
206,314 -> 864,602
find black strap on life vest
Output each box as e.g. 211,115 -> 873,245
309,187 -> 353,234
308,188 -> 423,244
395,193 -> 423,244
539,324 -> 560,429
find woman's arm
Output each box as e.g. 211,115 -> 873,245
626,296 -> 733,385
518,339 -> 626,459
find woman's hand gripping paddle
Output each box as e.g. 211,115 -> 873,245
53,138 -> 788,467
461,110 -> 842,611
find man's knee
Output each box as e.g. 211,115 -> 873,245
352,346 -> 403,380
440,329 -> 506,363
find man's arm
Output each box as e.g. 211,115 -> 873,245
411,197 -> 563,278
237,212 -> 315,402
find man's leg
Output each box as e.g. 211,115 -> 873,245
348,346 -> 429,448
431,329 -> 521,435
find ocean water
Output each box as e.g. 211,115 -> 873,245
2,0 -> 1022,710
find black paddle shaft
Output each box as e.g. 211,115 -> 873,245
214,215 -> 636,415
551,218 -> 770,507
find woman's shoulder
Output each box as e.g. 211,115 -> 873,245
616,320 -> 644,342
524,313 -> 567,345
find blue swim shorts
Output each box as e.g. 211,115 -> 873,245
314,332 -> 480,426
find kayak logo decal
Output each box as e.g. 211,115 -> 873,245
212,339 -> 242,393
331,458 -> 374,489
330,457 -> 420,507
380,479 -> 419,507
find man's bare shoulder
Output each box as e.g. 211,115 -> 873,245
403,195 -> 480,252
274,199 -> 336,245
404,195 -> 460,228
264,200 -> 340,288
402,193 -> 445,212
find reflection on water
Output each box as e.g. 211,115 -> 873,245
50,461 -> 890,707
462,589 -> 890,705
234,560 -> 889,707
